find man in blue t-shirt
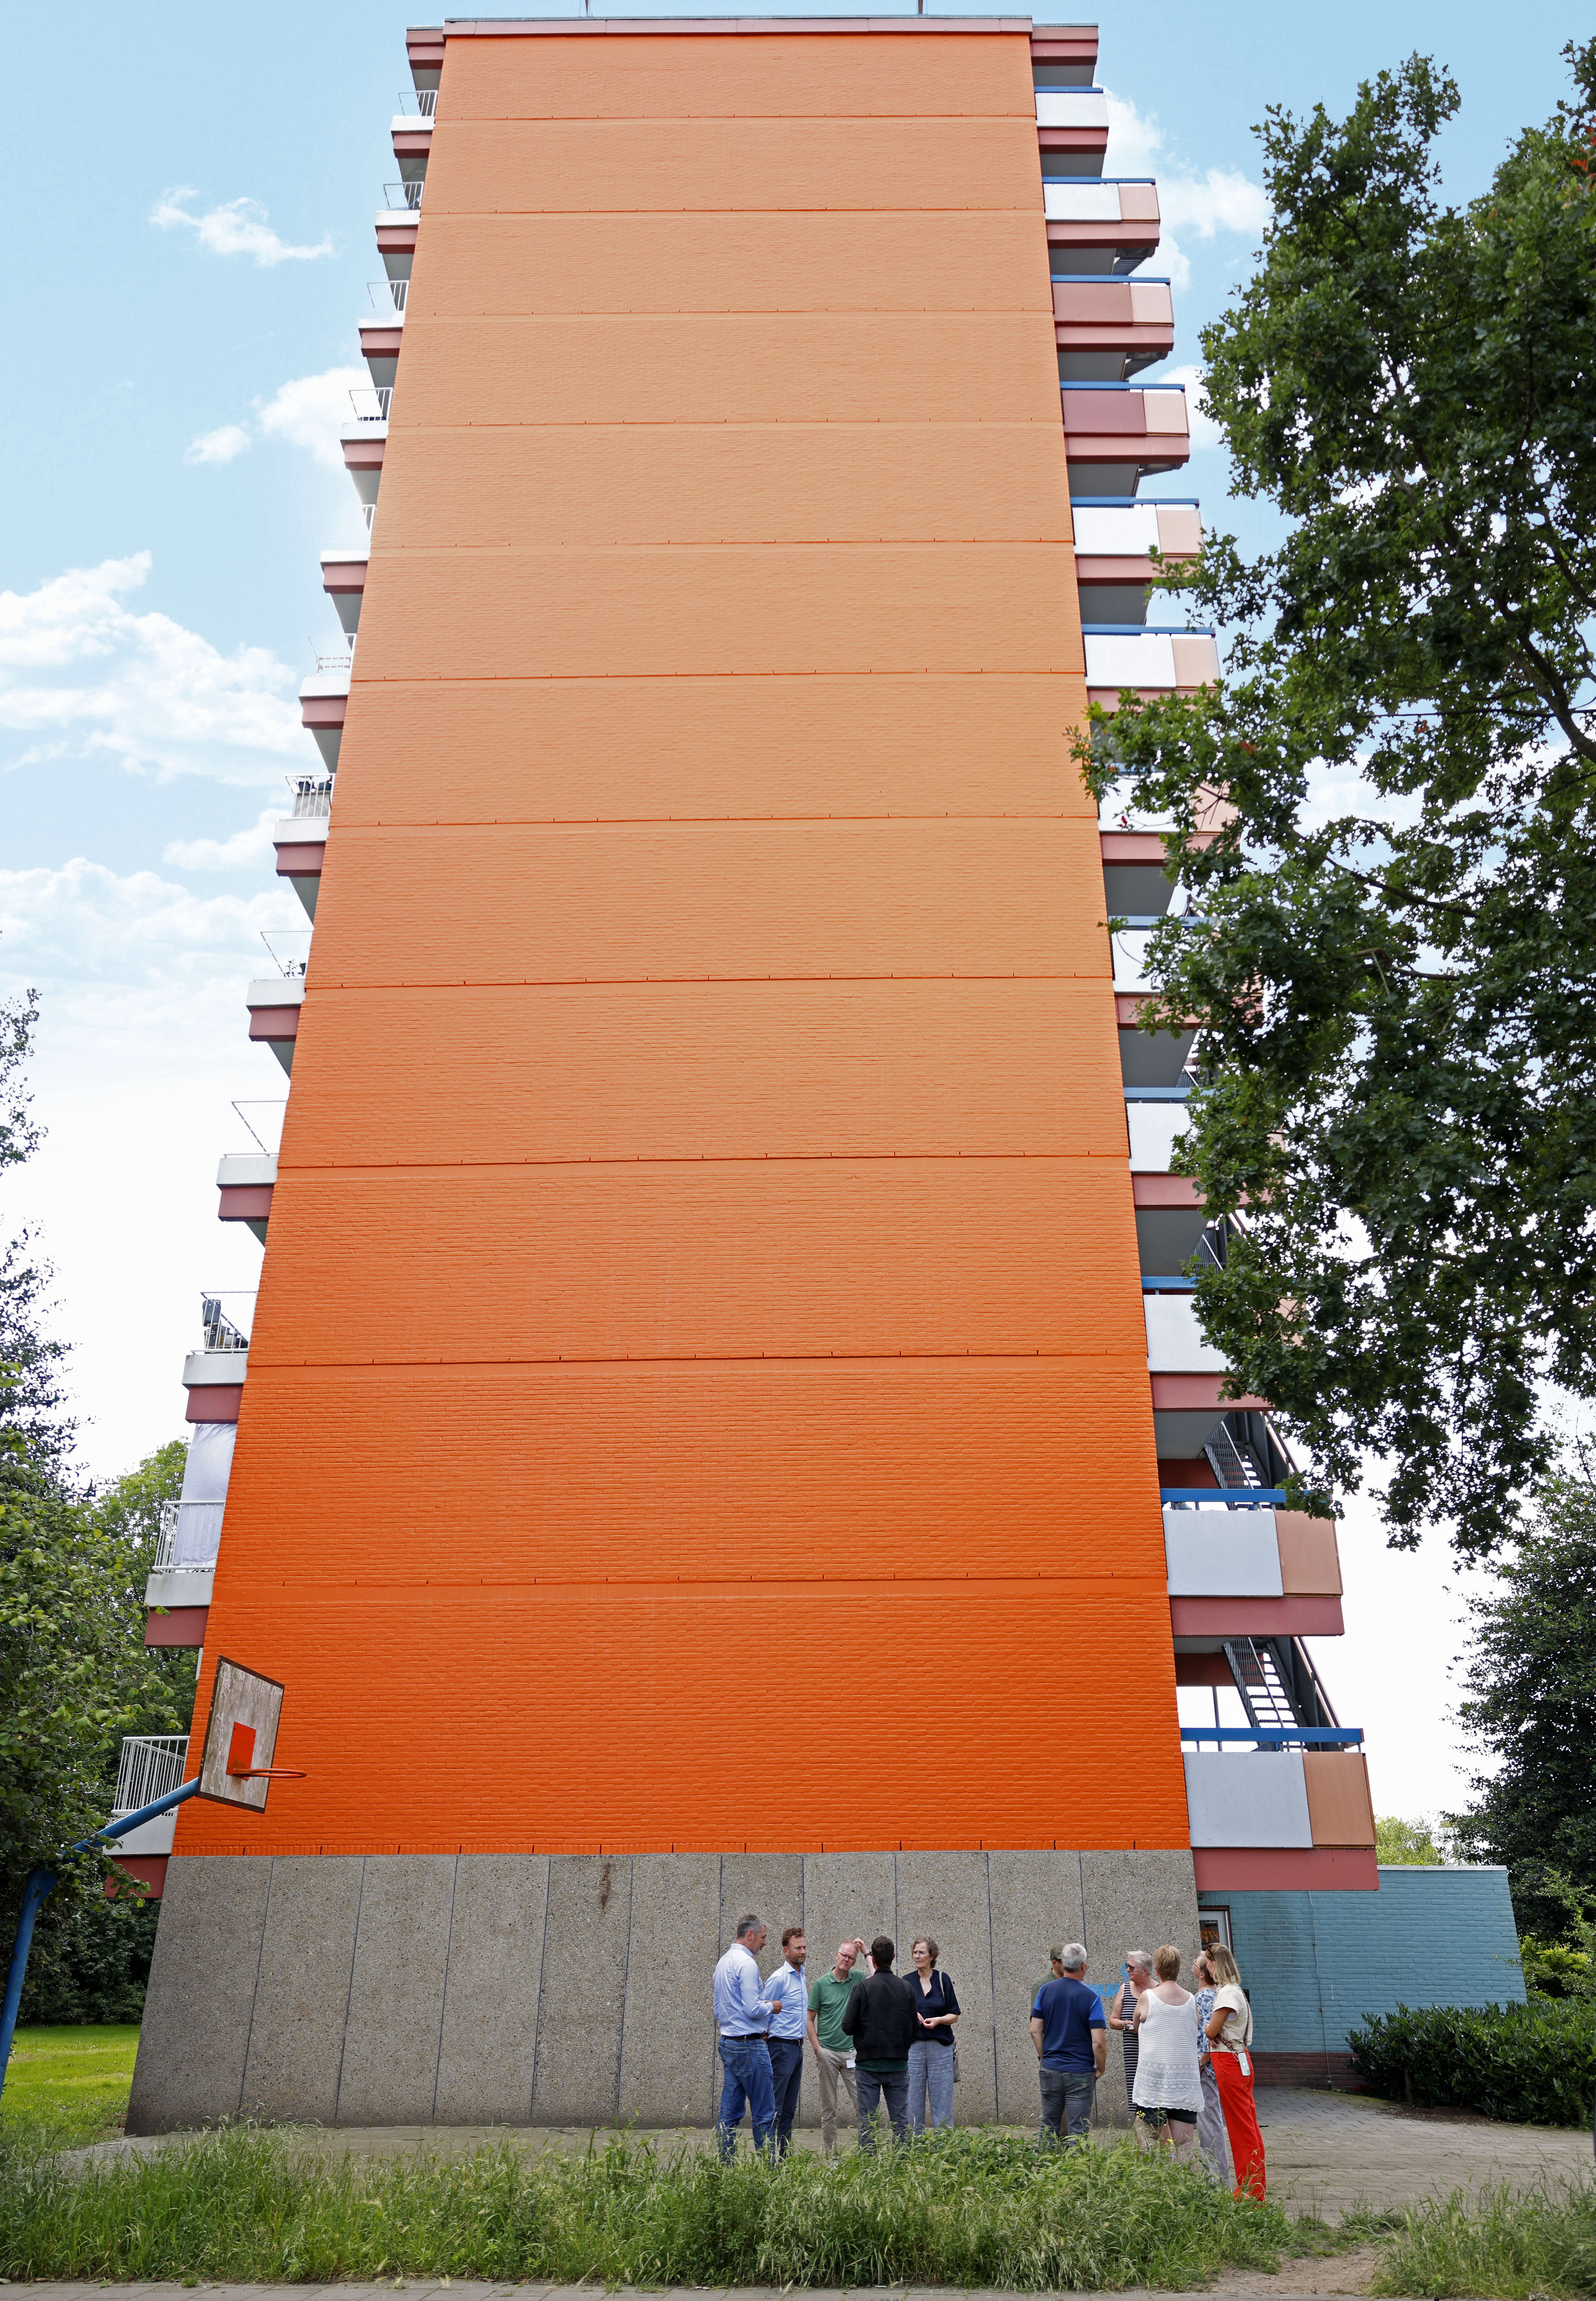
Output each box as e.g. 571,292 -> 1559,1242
1030,1941 -> 1107,2146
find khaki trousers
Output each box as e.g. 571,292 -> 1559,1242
814,2043 -> 858,2152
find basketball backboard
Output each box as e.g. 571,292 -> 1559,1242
196,1657 -> 289,1811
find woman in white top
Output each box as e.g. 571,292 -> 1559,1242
1129,1943 -> 1203,2163
1204,1943 -> 1266,2200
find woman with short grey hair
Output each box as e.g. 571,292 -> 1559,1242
906,1934 -> 961,2132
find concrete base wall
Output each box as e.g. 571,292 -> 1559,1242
128,1847 -> 1198,2134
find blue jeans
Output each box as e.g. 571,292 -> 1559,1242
717,2036 -> 775,2159
767,2035 -> 804,2153
906,2039 -> 955,2132
855,2064 -> 909,2148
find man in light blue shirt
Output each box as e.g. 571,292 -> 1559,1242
712,1913 -> 776,2158
762,1928 -> 809,2155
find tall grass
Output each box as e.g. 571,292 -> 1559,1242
0,2123 -> 1301,2290
1372,2176 -> 1596,2299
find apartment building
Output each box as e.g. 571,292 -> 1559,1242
125,14 -> 1386,2132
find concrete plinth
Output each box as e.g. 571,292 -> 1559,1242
127,1847 -> 1198,2136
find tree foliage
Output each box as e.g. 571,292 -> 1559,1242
1,986 -> 195,1975
1078,43 -> 1596,1556
1374,1815 -> 1447,1866
1450,1472 -> 1596,1935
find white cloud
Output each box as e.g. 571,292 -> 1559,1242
1104,93 -> 1269,293
165,806 -> 280,872
1159,363 -> 1224,452
184,364 -> 368,475
256,366 -> 369,471
185,422 -> 250,467
0,861 -> 300,1477
150,188 -> 335,266
0,554 -> 316,787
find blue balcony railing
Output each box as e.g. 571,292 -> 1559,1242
1162,1487 -> 1287,1507
1180,1726 -> 1363,1747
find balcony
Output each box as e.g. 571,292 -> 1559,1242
322,541 -> 366,644
1181,1732 -> 1377,1890
1145,1280 -> 1227,1375
1031,28 -> 1098,84
1035,87 -> 1109,177
1046,178 -> 1160,272
248,973 -> 304,1074
146,1498 -> 223,1610
1061,384 -> 1189,490
382,178 -> 424,211
1084,626 -> 1220,701
360,311 -> 402,392
1075,497 -> 1201,623
300,661 -> 349,774
1164,1500 -> 1344,1641
108,1736 -> 190,1856
275,787 -> 331,920
368,277 -> 408,317
1054,276 -> 1173,381
217,1150 -> 276,1242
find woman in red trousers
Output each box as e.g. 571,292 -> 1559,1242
1204,1944 -> 1266,2200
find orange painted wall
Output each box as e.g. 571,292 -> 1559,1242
180,25 -> 1188,1857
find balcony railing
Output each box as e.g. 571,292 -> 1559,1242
112,1734 -> 189,1816
155,1498 -> 224,1573
368,278 -> 408,314
313,642 -> 354,674
287,774 -> 334,819
383,179 -> 423,210
1181,1726 -> 1363,1748
397,87 -> 437,116
200,1295 -> 251,1354
260,928 -> 311,979
349,386 -> 392,424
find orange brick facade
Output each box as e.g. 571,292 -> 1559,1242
177,24 -> 1188,1860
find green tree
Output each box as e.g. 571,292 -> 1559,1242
1451,1474 -> 1596,1934
1375,1815 -> 1447,1865
1078,42 -> 1596,1557
1,989 -> 195,1983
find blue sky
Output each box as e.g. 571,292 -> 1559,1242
4,0 -> 1581,1816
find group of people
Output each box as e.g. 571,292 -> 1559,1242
711,1915 -> 1266,2200
1034,1939 -> 1266,2197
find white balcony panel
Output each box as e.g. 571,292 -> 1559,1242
1099,779 -> 1178,833
1184,1751 -> 1312,1847
246,977 -> 305,1009
1086,632 -> 1178,688
183,1349 -> 248,1388
112,1811 -> 178,1855
1164,1508 -> 1283,1597
145,1564 -> 215,1610
1145,1293 -> 1229,1373
1073,503 -> 1163,556
1043,179 -> 1121,220
216,1152 -> 278,1190
1112,926 -> 1152,991
300,667 -> 351,703
1035,90 -> 1110,127
1127,1100 -> 1189,1171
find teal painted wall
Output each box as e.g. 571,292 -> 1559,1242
1201,1865 -> 1525,2055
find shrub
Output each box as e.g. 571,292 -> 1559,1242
1348,2000 -> 1595,2128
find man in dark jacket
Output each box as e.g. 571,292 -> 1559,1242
840,1934 -> 917,2145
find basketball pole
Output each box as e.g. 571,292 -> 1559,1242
0,1779 -> 201,2104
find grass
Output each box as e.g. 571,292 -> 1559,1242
1371,2176 -> 1596,2298
0,2023 -> 138,2149
0,2122 -> 1325,2289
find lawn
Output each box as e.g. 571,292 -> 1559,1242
0,2023 -> 138,2148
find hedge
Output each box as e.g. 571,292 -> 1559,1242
1347,1999 -> 1595,2128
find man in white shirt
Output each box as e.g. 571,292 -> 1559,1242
763,1927 -> 809,2155
711,1912 -> 776,2158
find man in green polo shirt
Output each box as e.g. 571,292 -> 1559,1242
807,1935 -> 867,2154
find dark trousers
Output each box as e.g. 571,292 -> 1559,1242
855,2064 -> 910,2147
1039,2066 -> 1096,2146
767,2035 -> 804,2153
